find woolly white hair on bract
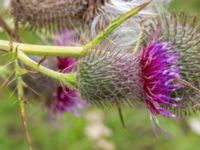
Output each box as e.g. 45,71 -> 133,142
90,0 -> 172,48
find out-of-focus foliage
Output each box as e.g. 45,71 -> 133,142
0,0 -> 200,150
170,0 -> 200,15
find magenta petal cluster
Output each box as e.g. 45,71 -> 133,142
140,41 -> 182,117
53,87 -> 85,115
57,57 -> 77,73
51,29 -> 85,115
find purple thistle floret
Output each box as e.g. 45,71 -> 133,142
57,57 -> 77,73
140,41 -> 183,117
53,87 -> 85,115
51,29 -> 85,115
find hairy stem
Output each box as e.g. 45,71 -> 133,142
17,50 -> 77,88
14,54 -> 32,150
0,40 -> 83,57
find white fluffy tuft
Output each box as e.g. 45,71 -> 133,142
90,0 -> 172,48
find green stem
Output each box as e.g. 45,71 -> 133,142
17,50 -> 77,88
81,1 -> 151,56
14,54 -> 32,150
0,40 -> 83,57
0,2 -> 150,58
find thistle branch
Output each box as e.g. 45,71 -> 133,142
0,2 -> 150,86
0,2 -> 150,58
17,50 -> 77,88
13,52 -> 32,150
0,40 -> 83,57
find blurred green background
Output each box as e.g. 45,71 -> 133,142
1,0 -> 200,150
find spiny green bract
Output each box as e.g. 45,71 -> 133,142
77,46 -> 143,107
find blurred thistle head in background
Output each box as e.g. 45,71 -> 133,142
50,29 -> 86,115
9,0 -> 109,32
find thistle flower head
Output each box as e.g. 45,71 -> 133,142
77,42 -> 183,117
142,13 -> 200,116
78,13 -> 200,118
